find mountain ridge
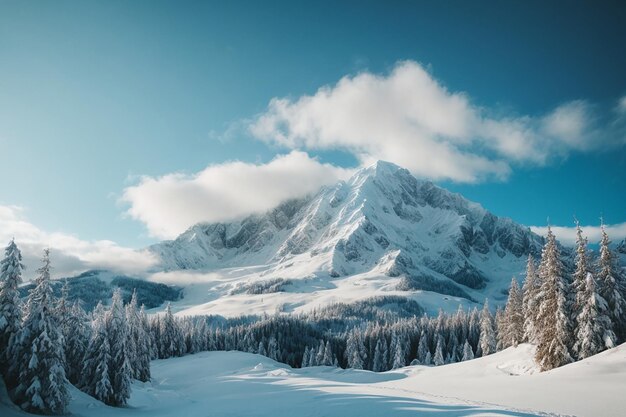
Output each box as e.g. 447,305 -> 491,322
149,161 -> 544,303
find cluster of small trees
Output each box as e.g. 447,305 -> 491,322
0,242 -> 152,415
496,224 -> 626,370
149,301 -> 498,372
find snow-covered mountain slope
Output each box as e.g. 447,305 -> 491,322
3,344 -> 624,417
148,161 -> 543,313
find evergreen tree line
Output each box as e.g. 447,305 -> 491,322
0,243 -> 151,415
0,224 -> 624,414
512,224 -> 626,371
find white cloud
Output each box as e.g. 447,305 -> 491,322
530,222 -> 626,246
618,95 -> 626,114
121,151 -> 353,239
250,61 -> 617,183
0,205 -> 158,280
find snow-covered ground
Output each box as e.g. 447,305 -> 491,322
3,343 -> 624,417
146,265 -> 478,317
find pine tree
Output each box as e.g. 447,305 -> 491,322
572,222 -> 591,314
126,291 -> 151,382
535,227 -> 573,371
461,340 -> 474,361
322,341 -> 333,366
268,336 -> 279,361
14,249 -> 70,415
0,239 -> 24,383
502,278 -> 524,348
106,288 -> 132,406
137,305 -> 152,381
391,333 -> 406,369
433,335 -> 445,366
596,225 -> 626,342
315,340 -> 325,366
522,254 -> 539,344
64,301 -> 90,385
80,312 -> 113,404
574,273 -> 616,359
345,330 -> 365,369
478,300 -> 496,356
372,338 -> 388,372
417,330 -> 429,364
159,302 -> 182,358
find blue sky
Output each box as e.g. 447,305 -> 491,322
1,1 -> 625,272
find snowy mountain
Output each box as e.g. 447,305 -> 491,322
149,161 -> 543,310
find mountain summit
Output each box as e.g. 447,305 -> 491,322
150,161 -> 543,303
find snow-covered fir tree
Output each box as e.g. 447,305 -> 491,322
268,336 -> 279,361
0,239 -> 24,383
63,300 -> 90,385
391,332 -> 406,369
372,337 -> 388,372
478,300 -> 496,357
126,291 -> 151,382
574,272 -> 616,359
417,330 -> 429,364
159,302 -> 183,358
596,225 -> 626,342
535,227 -> 573,371
14,249 -> 70,415
322,340 -> 334,366
522,254 -> 539,344
461,340 -> 474,361
345,330 -> 365,369
501,278 -> 524,348
433,335 -> 445,366
105,288 -> 133,406
572,222 -> 591,314
80,309 -> 113,404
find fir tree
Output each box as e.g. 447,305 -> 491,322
372,338 -> 388,372
105,288 -> 132,406
80,312 -> 113,404
535,227 -> 573,371
126,291 -> 151,382
391,333 -> 406,369
433,335 -> 445,366
461,340 -> 474,361
64,301 -> 90,385
574,273 -> 616,359
322,341 -> 333,366
160,302 -> 182,358
0,239 -> 24,383
522,254 -> 539,344
417,331 -> 429,364
345,330 -> 365,369
596,225 -> 626,342
478,300 -> 496,356
268,336 -> 279,361
14,249 -> 70,415
502,278 -> 524,348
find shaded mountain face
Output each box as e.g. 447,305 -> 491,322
149,161 -> 543,300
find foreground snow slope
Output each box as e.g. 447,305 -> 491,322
4,343 -> 625,417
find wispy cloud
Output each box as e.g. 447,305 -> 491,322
121,151 -> 353,239
0,205 -> 158,280
530,222 -> 626,246
250,61 -> 625,183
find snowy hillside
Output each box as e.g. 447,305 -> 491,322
148,161 -> 544,315
3,343 -> 624,417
